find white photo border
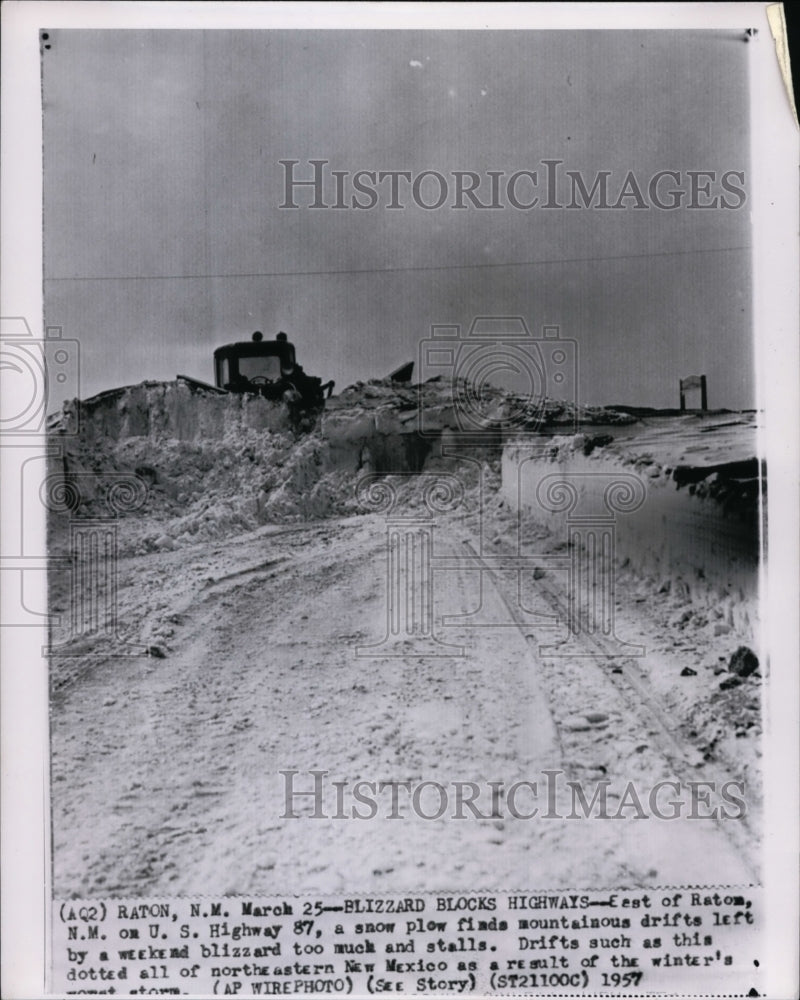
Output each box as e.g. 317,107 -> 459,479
1,3 -> 797,998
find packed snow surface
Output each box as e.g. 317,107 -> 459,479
48,379 -> 763,896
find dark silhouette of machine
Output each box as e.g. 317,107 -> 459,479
213,331 -> 334,412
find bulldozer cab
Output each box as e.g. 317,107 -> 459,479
213,332 -> 334,412
214,332 -> 296,393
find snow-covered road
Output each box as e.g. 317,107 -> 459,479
50,502 -> 760,899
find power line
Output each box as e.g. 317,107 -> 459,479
44,244 -> 750,284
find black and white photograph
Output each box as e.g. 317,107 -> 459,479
1,3 -> 798,998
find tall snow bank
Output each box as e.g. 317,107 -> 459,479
46,377 -> 639,553
502,421 -> 763,637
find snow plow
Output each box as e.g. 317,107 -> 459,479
212,331 -> 334,412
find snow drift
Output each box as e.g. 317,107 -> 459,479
46,377 -> 633,551
502,414 -> 763,639
47,378 -> 763,646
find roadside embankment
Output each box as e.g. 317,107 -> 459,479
501,413 -> 763,639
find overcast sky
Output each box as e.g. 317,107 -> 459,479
43,29 -> 753,409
